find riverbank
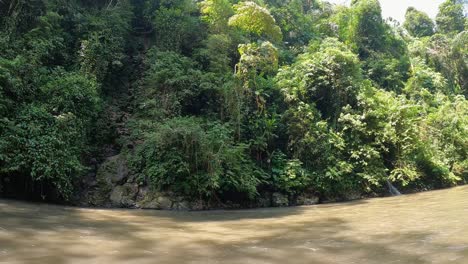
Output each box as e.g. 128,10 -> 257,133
73,154 -> 462,211
72,152 -> 464,211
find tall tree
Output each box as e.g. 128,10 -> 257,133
404,7 -> 435,38
228,1 -> 282,42
199,0 -> 234,33
436,0 -> 466,34
345,0 -> 386,58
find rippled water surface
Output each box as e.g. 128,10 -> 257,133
1,186 -> 467,264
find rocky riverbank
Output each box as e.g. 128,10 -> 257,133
74,154 -> 323,210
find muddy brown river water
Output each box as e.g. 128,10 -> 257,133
0,186 -> 467,264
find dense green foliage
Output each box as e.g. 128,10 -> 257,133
436,0 -> 466,35
404,7 -> 435,38
0,0 -> 131,198
0,0 -> 467,204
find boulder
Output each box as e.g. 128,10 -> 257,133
84,154 -> 131,207
296,193 -> 319,206
156,196 -> 173,209
136,186 -> 150,201
136,198 -> 159,209
111,160 -> 128,184
96,154 -> 129,185
109,184 -> 138,207
82,172 -> 97,187
344,191 -> 361,201
189,200 -> 205,211
136,193 -> 173,210
257,192 -> 272,207
272,192 -> 289,207
172,201 -> 189,210
109,186 -> 125,206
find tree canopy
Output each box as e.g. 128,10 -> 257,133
404,7 -> 435,37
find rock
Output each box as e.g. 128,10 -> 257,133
84,154 -> 131,207
172,201 -> 189,210
96,154 -> 129,185
344,191 -> 361,201
257,192 -> 272,207
82,172 -> 97,187
136,193 -> 173,210
296,193 -> 319,206
126,173 -> 137,183
111,160 -> 128,185
189,200 -> 205,211
137,198 -> 159,209
110,186 -> 125,206
272,192 -> 289,207
136,186 -> 150,201
156,196 -> 173,209
110,184 -> 138,207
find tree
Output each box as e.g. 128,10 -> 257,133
425,96 -> 468,182
131,117 -> 262,199
423,33 -> 468,95
233,41 -> 280,158
149,0 -> 203,52
436,0 -> 466,34
228,1 -> 282,42
337,0 -> 410,91
404,7 -> 435,38
199,0 -> 234,33
268,0 -> 317,46
344,0 -> 386,58
0,106 -> 85,199
139,50 -> 203,119
79,0 -> 133,83
277,38 -> 362,125
236,41 -> 279,90
451,31 -> 468,95
405,57 -> 449,96
196,34 -> 233,73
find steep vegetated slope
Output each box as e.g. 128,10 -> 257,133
0,0 -> 467,209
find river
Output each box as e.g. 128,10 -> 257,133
0,186 -> 467,264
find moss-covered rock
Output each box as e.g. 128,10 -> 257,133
272,192 -> 289,207
136,191 -> 173,209
97,155 -> 129,185
296,193 -> 319,206
87,154 -> 131,207
110,183 -> 138,207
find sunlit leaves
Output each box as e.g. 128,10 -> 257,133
277,38 -> 361,124
237,41 -> 279,82
228,1 -> 282,42
199,0 -> 234,33
436,0 -> 465,34
344,0 -> 386,57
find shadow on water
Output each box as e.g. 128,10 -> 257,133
142,197 -> 374,222
0,201 -> 155,263
1,196 -> 461,264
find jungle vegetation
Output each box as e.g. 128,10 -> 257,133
0,0 -> 467,203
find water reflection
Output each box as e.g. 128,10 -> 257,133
1,186 -> 467,264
